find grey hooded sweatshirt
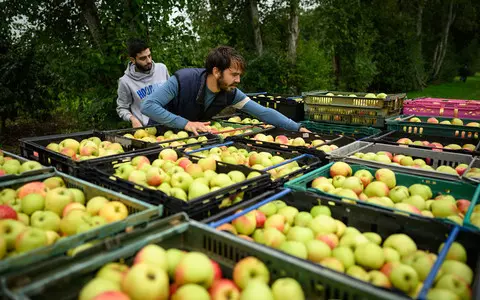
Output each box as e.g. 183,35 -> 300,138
116,62 -> 170,126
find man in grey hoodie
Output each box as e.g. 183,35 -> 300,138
116,39 -> 170,127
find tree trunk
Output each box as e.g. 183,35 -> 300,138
414,0 -> 427,89
332,52 -> 340,89
74,0 -> 104,54
431,0 -> 456,80
287,0 -> 299,64
249,0 -> 263,56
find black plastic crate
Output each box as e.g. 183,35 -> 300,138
205,189 -> 480,299
229,127 -> 355,158
104,124 -> 221,149
212,111 -> 264,125
186,140 -> 327,188
0,150 -> 54,183
367,130 -> 480,156
250,94 -> 304,122
1,213 -> 398,300
85,148 -> 272,220
19,130 -> 155,177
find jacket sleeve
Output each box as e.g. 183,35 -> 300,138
116,79 -> 133,122
141,76 -> 189,129
233,95 -> 301,131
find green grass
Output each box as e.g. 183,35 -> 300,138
407,73 -> 480,100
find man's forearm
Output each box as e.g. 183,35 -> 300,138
141,98 -> 188,129
240,100 -> 301,131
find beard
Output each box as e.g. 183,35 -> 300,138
136,61 -> 152,72
217,75 -> 237,92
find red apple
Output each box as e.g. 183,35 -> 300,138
255,210 -> 267,227
209,279 -> 240,300
211,260 -> 222,281
456,200 -> 470,215
0,205 -> 18,220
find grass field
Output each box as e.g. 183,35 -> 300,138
407,73 -> 480,100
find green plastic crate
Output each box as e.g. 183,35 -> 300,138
386,115 -> 480,139
300,121 -> 381,139
0,149 -> 53,183
0,171 -> 161,275
285,162 -> 480,226
463,180 -> 480,232
2,213 -> 399,300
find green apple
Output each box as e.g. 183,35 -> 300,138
263,227 -> 286,248
188,181 -> 210,200
175,252 -> 214,288
369,270 -> 391,288
0,219 -> 26,250
319,257 -> 345,272
253,229 -> 266,244
278,206 -> 299,225
286,226 -> 314,243
389,264 -> 419,293
258,202 -> 277,217
384,247 -> 400,262
310,205 -> 331,217
355,242 -> 385,269
435,274 -> 471,299
440,260 -> 473,285
439,242 -> 467,263
308,215 -> 337,235
364,181 -> 390,198
122,263 -> 168,300
0,188 -> 16,204
166,248 -> 186,278
68,188 -> 86,204
86,196 -> 109,216
408,184 -> 432,200
426,288 -> 461,300
228,170 -> 246,183
134,244 -> 168,271
239,280 -> 274,300
388,186 -> 410,203
305,239 -> 331,262
403,195 -> 426,211
383,234 -> 417,258
294,212 -> 313,227
346,265 -> 370,281
332,246 -> 355,269
15,228 -> 48,253
96,262 -> 129,286
279,241 -> 308,259
30,211 -> 60,232
170,187 -> 188,201
21,193 -> 45,215
79,277 -> 121,300
339,233 -> 369,251
271,278 -> 305,300
45,187 -> 74,216
43,176 -> 66,189
173,284 -> 210,300
19,161 -> 43,173
411,252 -> 435,281
233,256 -> 270,289
210,173 -> 233,188
362,232 -> 382,245
60,210 -> 91,236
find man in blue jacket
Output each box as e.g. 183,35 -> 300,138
141,46 -> 309,135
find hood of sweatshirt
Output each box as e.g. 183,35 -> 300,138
125,61 -> 157,81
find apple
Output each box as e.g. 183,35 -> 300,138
436,274 -> 471,299
389,263 -> 419,293
238,280 -> 273,300
20,193 -> 45,216
440,260 -> 473,285
431,200 -> 458,218
233,256 -> 269,289
353,170 -> 374,187
60,210 -> 91,235
331,246 -> 354,269
208,279 -> 240,300
427,288 -> 462,300
363,232 -> 381,245
384,247 -> 400,262
122,263 -> 169,300
308,215 -> 337,235
255,210 -> 266,227
19,161 -> 43,173
258,202 -> 277,217
364,181 -> 389,197
159,149 -> 178,161
198,157 -> 216,171
341,177 -> 364,195
279,240 -> 308,259
292,137 -> 306,146
383,234 -> 417,258
15,227 -> 48,253
271,278 -> 305,300
0,204 -> 18,220
68,188 -> 86,205
375,169 -> 396,189
330,162 -> 352,177
427,117 -> 439,124
210,174 -> 233,188
175,252 -> 215,288
346,265 -> 369,281
30,211 -> 61,232
166,248 -> 186,277
439,242 -> 467,263
188,181 -> 210,200
96,262 -> 129,286
17,181 -> 48,199
278,206 -> 299,225
369,270 -> 391,288
319,257 -> 345,272
170,188 -> 188,201
408,184 -> 432,200
388,186 -> 409,203
92,291 -> 130,300
86,196 -> 110,216
134,244 -> 168,271
263,227 -> 286,248
286,226 -> 314,243
410,252 -> 435,281
99,201 -> 128,222
355,242 -> 385,269
232,211 -> 256,235
45,187 -> 74,216
79,277 -> 121,300
62,202 -> 86,217
456,200 -> 470,215
403,195 -> 426,211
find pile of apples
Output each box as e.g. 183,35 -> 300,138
124,127 -> 209,148
395,138 -> 476,152
0,151 -> 43,176
251,133 -> 338,153
409,117 -> 480,127
311,162 -> 471,224
79,245 -> 305,300
349,151 -> 470,176
46,137 -> 125,161
191,145 -> 302,180
0,177 -> 129,258
217,202 -> 473,299
226,115 -> 262,124
114,149 -> 262,202
325,92 -> 387,99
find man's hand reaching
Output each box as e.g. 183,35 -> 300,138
130,116 -> 143,128
185,121 -> 211,135
299,127 -> 312,133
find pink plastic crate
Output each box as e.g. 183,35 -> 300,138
403,98 -> 480,119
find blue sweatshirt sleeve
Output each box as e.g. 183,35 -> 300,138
141,76 -> 189,129
232,90 -> 301,131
